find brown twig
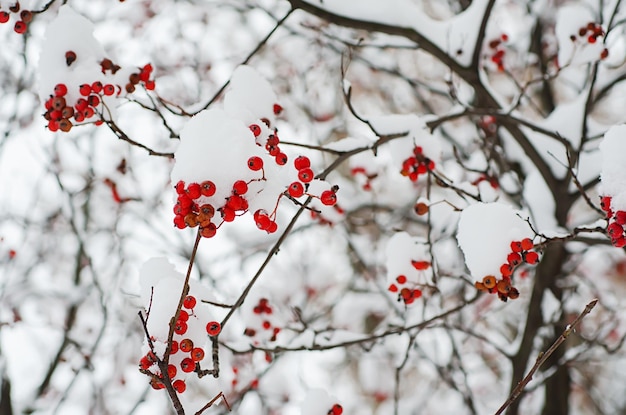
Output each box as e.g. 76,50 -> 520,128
494,298 -> 598,415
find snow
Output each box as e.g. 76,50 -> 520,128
457,202 -> 532,278
600,124 -> 626,210
301,388 -> 339,415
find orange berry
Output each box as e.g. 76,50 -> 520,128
482,275 -> 496,289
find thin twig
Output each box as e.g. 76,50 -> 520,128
494,298 -> 598,415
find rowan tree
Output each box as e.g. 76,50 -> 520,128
1,1 -> 626,415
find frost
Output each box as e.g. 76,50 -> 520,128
457,202 -> 532,278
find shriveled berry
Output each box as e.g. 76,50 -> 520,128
414,202 -> 428,215
64,50 -> 76,66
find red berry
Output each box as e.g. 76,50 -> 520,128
294,156 -> 311,170
615,211 -> 626,225
183,295 -> 196,309
179,338 -> 193,353
13,20 -> 26,34
614,236 -> 626,248
298,168 -> 314,183
500,264 -> 513,277
411,260 -> 430,270
200,223 -> 217,238
88,95 -> 100,107
275,152 -> 288,165
221,207 -> 236,222
175,181 -> 186,194
200,180 -> 216,197
588,35 -> 597,43
167,364 -> 177,379
103,84 -> 115,96
145,80 -> 155,90
288,182 -> 304,198
248,156 -> 263,171
520,238 -> 533,251
178,310 -> 189,322
174,321 -> 188,335
388,284 -> 398,293
78,84 -> 91,96
320,190 -> 337,206
524,251 -> 539,264
170,340 -> 179,354
180,358 -> 195,373
64,50 -> 76,66
396,275 -> 407,284
249,124 -> 261,137
172,379 -> 186,393
507,252 -> 522,266
187,182 -> 201,199
0,12 -> 9,24
266,221 -> 278,233
273,103 -> 283,115
191,347 -> 205,362
330,404 -> 343,415
232,180 -> 248,195
510,241 -> 523,252
48,120 -> 60,132
206,321 -> 221,336
174,215 -> 186,229
255,210 -> 272,230
75,98 -> 88,112
54,83 -> 68,97
91,81 -> 103,94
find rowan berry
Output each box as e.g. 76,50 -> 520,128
180,358 -> 195,373
615,211 -> 626,225
520,238 -> 533,251
247,156 -> 263,171
507,252 -> 522,266
232,180 -> 248,195
183,295 -> 196,309
179,338 -> 193,353
75,98 -> 88,112
88,95 -> 100,108
189,347 -> 204,362
167,364 -> 177,379
396,275 -> 407,284
150,378 -> 165,390
508,287 -> 520,300
61,106 -> 74,119
411,260 -> 430,270
172,379 -> 186,393
249,124 -> 261,137
186,182 -> 201,199
200,180 -> 216,197
320,190 -> 337,206
175,181 -> 186,194
496,279 -> 511,294
206,321 -> 221,336
328,404 -> 343,415
298,168 -> 314,183
414,202 -> 428,215
524,251 -> 539,264
174,321 -> 188,335
482,275 -> 496,289
9,2 -> 20,12
273,103 -> 283,115
13,20 -> 26,34
200,223 -> 217,238
275,152 -> 288,165
510,241 -> 523,252
103,84 -> 115,96
64,50 -> 76,66
255,211 -> 272,230
59,119 -> 73,132
266,221 -> 278,233
294,156 -> 311,170
54,83 -> 68,97
500,264 -> 512,277
170,340 -> 179,354
139,355 -> 153,370
0,12 -> 9,24
178,310 -> 189,322
288,182 -> 304,198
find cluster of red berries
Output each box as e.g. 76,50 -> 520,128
400,146 -> 435,182
327,404 -> 343,415
0,2 -> 32,34
350,166 -> 377,191
43,81 -> 108,132
387,260 -> 430,305
601,196 -> 626,247
125,63 -> 155,93
243,298 -> 281,342
249,104 -> 284,161
139,296 -> 221,393
474,238 -> 539,301
570,22 -> 608,59
173,180 -> 221,238
487,33 -> 509,72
